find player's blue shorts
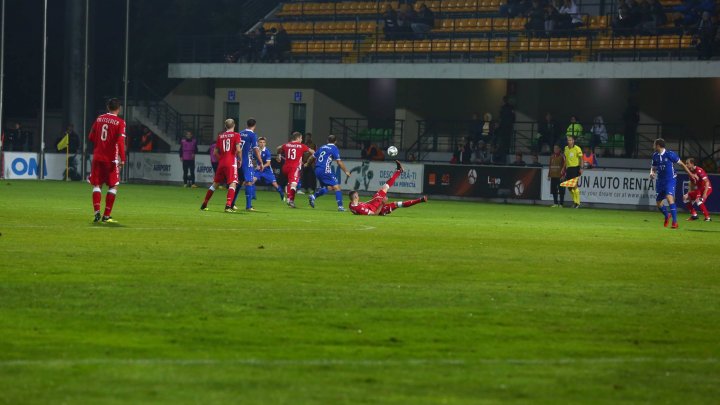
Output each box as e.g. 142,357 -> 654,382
315,169 -> 339,187
656,178 -> 676,201
255,169 -> 276,185
240,165 -> 254,183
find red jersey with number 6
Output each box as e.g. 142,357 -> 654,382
89,113 -> 126,163
216,131 -> 242,167
280,141 -> 310,169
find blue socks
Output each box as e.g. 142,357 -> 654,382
245,185 -> 254,209
335,190 -> 343,207
314,188 -> 328,198
669,203 -> 677,224
276,186 -> 284,198
658,206 -> 668,218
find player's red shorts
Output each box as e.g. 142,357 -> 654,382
687,188 -> 712,201
282,165 -> 302,184
89,160 -> 120,187
214,163 -> 238,185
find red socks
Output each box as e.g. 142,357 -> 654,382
203,188 -> 215,205
686,202 -> 697,216
698,202 -> 710,218
226,187 -> 236,207
401,197 -> 424,208
386,170 -> 401,188
288,187 -> 296,202
103,190 -> 117,217
92,190 -> 101,212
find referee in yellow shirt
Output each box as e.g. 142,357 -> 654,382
562,135 -> 583,208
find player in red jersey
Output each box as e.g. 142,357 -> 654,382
277,131 -> 314,208
683,158 -> 713,221
88,98 -> 126,223
200,119 -> 243,212
348,160 -> 428,216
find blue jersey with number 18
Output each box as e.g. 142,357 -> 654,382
314,144 -> 340,174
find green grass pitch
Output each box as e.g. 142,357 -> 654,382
0,180 -> 718,404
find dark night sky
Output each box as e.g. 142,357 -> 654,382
2,0 -> 248,120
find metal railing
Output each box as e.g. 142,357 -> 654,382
180,114 -> 215,144
329,117 -> 404,149
407,119 -> 698,161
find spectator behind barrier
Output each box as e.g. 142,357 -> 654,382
589,116 -> 608,155
411,3 -> 435,38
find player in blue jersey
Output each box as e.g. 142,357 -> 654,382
231,118 -> 264,211
649,138 -> 695,229
253,137 -> 284,200
304,135 -> 352,212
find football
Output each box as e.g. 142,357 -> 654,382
387,146 -> 398,157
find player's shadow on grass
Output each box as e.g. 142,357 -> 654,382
91,222 -> 126,228
685,229 -> 720,233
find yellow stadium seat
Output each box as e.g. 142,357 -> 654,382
452,39 -> 471,52
432,39 -> 451,52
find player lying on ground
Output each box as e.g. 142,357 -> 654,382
649,138 -> 696,229
348,160 -> 427,216
304,134 -> 352,212
683,157 -> 713,222
89,98 -> 126,223
200,119 -> 243,213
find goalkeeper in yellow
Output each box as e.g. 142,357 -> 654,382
562,135 -> 583,208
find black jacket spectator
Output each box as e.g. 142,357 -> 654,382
538,113 -> 562,150
383,6 -> 398,39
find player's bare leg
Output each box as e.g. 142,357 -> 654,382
101,186 -> 119,223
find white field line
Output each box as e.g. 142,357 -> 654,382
0,357 -> 717,368
1,225 -> 376,232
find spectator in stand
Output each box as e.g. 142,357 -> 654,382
582,146 -> 599,169
589,115 -> 608,155
412,3 -> 435,37
244,30 -> 259,62
565,115 -> 583,139
275,25 -> 291,62
469,113 -> 484,144
180,130 -> 198,188
544,1 -> 561,35
473,141 -> 492,164
497,96 -> 516,164
512,152 -> 527,166
502,0 -> 532,18
382,4 -> 399,40
490,143 -> 504,165
639,0 -> 668,34
538,112 -> 561,154
673,0 -> 702,29
461,137 -> 473,164
481,113 -> 494,144
613,3 -> 637,35
528,153 -> 543,167
140,127 -> 154,152
623,99 -> 640,158
362,141 -> 385,161
696,12 -> 717,60
557,0 -> 584,31
526,0 -> 547,37
397,4 -> 417,38
548,144 -> 566,207
262,27 -> 278,61
5,122 -> 21,151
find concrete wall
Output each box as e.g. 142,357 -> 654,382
164,79 -> 215,115
212,85 -> 364,149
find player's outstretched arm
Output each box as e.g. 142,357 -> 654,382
337,159 -> 351,177
677,160 -> 698,181
304,155 -> 315,168
236,144 -> 243,166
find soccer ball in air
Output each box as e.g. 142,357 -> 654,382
387,146 -> 398,157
